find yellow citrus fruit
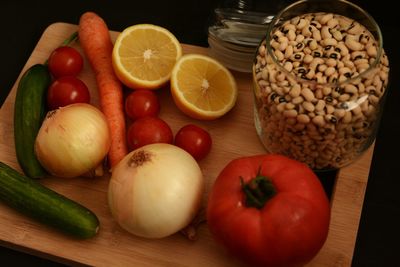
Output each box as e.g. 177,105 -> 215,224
112,24 -> 182,89
170,54 -> 238,120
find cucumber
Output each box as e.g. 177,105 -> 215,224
14,64 -> 51,179
0,161 -> 99,239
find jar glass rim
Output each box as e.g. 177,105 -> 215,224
264,0 -> 384,87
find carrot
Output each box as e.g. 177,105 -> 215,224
78,11 -> 128,169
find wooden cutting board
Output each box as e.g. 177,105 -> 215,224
0,22 -> 373,267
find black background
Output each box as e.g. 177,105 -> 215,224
0,0 -> 399,266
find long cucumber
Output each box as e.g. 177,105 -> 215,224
0,161 -> 99,239
13,64 -> 51,179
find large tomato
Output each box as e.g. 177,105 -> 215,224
206,154 -> 330,267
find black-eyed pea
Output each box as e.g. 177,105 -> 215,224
334,108 -> 346,118
310,57 -> 324,69
276,71 -> 286,82
303,54 -> 313,64
276,102 -> 287,113
291,52 -> 305,62
324,66 -> 336,76
289,83 -> 301,97
356,63 -> 370,73
284,23 -> 296,32
322,86 -> 332,95
306,68 -> 315,80
342,110 -> 352,123
294,123 -> 306,131
345,38 -> 364,51
344,84 -> 358,95
285,102 -> 295,110
296,18 -> 308,30
278,42 -> 288,51
274,49 -> 285,61
301,87 -> 315,102
317,64 -> 327,73
326,58 -> 337,67
295,34 -> 305,43
309,39 -> 318,50
303,47 -> 312,55
312,30 -> 322,41
315,88 -> 324,99
287,29 -> 296,41
320,13 -> 334,25
301,27 -> 312,37
338,93 -> 350,102
322,37 -> 338,47
283,109 -> 298,118
292,96 -> 304,105
261,68 -> 269,80
326,104 -> 335,114
379,69 -> 388,82
293,42 -> 305,52
332,30 -> 343,41
284,45 -> 294,58
321,26 -> 332,39
312,115 -> 325,127
347,22 -> 362,35
327,18 -> 339,28
351,105 -> 362,116
302,101 -> 315,112
368,94 -> 380,105
271,40 -> 281,50
315,100 -> 326,111
336,42 -> 349,56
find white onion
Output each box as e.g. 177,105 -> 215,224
35,103 -> 111,178
108,143 -> 204,238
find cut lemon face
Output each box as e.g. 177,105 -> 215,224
112,24 -> 182,89
170,54 -> 238,120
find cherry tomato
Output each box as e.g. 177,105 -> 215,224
125,89 -> 160,120
47,76 -> 90,110
174,124 -> 212,161
127,117 -> 173,150
207,154 -> 330,267
48,46 -> 84,78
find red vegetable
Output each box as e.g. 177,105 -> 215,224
127,117 -> 173,151
207,154 -> 330,267
125,89 -> 160,120
48,46 -> 84,78
47,76 -> 90,110
174,124 -> 212,161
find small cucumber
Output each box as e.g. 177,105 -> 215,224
14,64 -> 51,179
0,161 -> 99,239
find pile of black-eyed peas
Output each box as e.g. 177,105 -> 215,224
253,12 -> 390,170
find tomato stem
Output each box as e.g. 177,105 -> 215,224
240,170 -> 276,209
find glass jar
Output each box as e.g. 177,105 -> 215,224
252,0 -> 390,170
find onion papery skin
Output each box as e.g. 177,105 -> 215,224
35,103 -> 111,178
108,143 -> 204,239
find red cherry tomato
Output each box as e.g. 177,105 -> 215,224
127,117 -> 173,150
125,89 -> 160,120
174,124 -> 212,161
48,46 -> 84,78
207,154 -> 331,267
47,76 -> 90,110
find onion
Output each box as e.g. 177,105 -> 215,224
108,143 -> 204,239
35,103 -> 111,178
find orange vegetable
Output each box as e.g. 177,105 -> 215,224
78,11 -> 128,169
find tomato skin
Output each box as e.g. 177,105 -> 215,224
48,46 -> 84,78
125,89 -> 160,120
206,154 -> 330,267
127,117 -> 173,151
174,124 -> 212,161
47,76 -> 90,110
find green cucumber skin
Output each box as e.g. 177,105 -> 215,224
14,64 -> 51,179
0,162 -> 100,239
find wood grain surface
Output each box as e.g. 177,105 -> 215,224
0,22 -> 373,267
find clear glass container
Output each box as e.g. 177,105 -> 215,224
252,0 -> 390,170
207,0 -> 291,72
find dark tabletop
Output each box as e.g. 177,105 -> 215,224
0,0 -> 399,266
